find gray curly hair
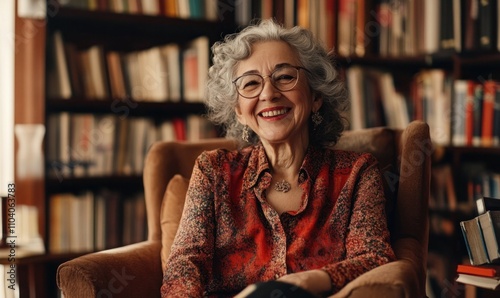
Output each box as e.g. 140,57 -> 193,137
205,19 -> 348,146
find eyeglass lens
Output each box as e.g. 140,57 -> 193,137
234,66 -> 299,98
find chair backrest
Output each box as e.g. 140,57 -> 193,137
143,120 -> 431,294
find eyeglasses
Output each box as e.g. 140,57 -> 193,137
232,65 -> 308,98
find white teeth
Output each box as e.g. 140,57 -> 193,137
261,108 -> 288,117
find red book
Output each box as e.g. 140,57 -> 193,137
457,264 -> 500,278
172,118 -> 186,141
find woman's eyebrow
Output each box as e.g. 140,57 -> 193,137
237,63 -> 294,77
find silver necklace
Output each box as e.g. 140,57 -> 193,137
274,179 -> 291,193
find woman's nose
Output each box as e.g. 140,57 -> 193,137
259,77 -> 280,101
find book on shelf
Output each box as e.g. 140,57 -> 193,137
452,79 -> 467,146
48,190 -> 147,253
456,273 -> 500,290
376,0 -> 462,56
46,30 -> 210,103
106,51 -> 128,99
430,164 -> 457,211
465,80 -> 476,146
46,113 -> 218,178
46,31 -> 72,99
60,0 -> 218,20
459,162 -> 500,205
476,197 -> 500,215
460,210 -> 500,265
234,0 -> 337,51
439,0 -> 461,52
478,0 -> 497,50
457,263 -> 500,278
472,84 -> 484,147
160,43 -> 181,102
344,67 -> 414,130
140,47 -> 170,101
452,79 -> 500,147
182,36 -> 209,103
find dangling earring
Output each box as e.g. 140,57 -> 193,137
242,126 -> 250,142
312,111 -> 323,129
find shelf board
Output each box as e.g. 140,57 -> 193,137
336,53 -> 454,69
46,98 -> 206,117
457,52 -> 500,66
445,145 -> 500,155
47,7 -> 225,50
45,175 -> 143,193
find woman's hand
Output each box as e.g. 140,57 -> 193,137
277,269 -> 332,296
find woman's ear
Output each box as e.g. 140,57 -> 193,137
312,95 -> 323,113
234,105 -> 245,125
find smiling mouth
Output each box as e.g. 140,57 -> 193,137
260,108 -> 290,118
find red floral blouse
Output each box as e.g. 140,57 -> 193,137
161,144 -> 396,297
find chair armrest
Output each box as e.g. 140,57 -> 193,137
329,259 -> 420,298
330,236 -> 427,298
57,241 -> 162,298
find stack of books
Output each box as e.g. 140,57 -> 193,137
456,264 -> 500,291
457,197 -> 500,290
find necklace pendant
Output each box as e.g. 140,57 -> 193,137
275,179 -> 291,193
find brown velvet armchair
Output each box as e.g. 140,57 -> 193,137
56,120 -> 431,298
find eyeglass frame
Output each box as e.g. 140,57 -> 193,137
232,64 -> 310,99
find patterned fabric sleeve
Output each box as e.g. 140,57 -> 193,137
161,152 -> 215,297
322,154 -> 396,292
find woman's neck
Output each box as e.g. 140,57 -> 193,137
261,138 -> 309,180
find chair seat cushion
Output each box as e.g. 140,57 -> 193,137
160,174 -> 190,272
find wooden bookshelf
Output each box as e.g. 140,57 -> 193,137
327,1 -> 500,296
11,1 -> 235,297
42,0 -> 227,257
231,1 -> 500,297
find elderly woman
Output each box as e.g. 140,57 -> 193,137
161,19 -> 395,297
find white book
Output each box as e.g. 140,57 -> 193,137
123,52 -> 142,101
48,31 -> 72,99
452,80 -> 468,146
187,115 -> 202,141
423,0 -> 440,54
87,45 -> 109,99
429,70 -> 450,145
394,93 -> 410,130
141,0 -> 159,15
160,121 -> 175,141
177,0 -> 190,18
347,66 -> 365,130
140,47 -> 169,102
378,73 -> 399,128
160,44 -> 181,102
456,273 -> 500,290
204,0 -> 218,20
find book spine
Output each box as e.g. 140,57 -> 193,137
481,80 -> 496,146
472,84 -> 484,146
493,85 -> 500,146
460,221 -> 476,265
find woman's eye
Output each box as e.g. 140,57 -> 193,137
275,74 -> 294,82
243,80 -> 260,88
